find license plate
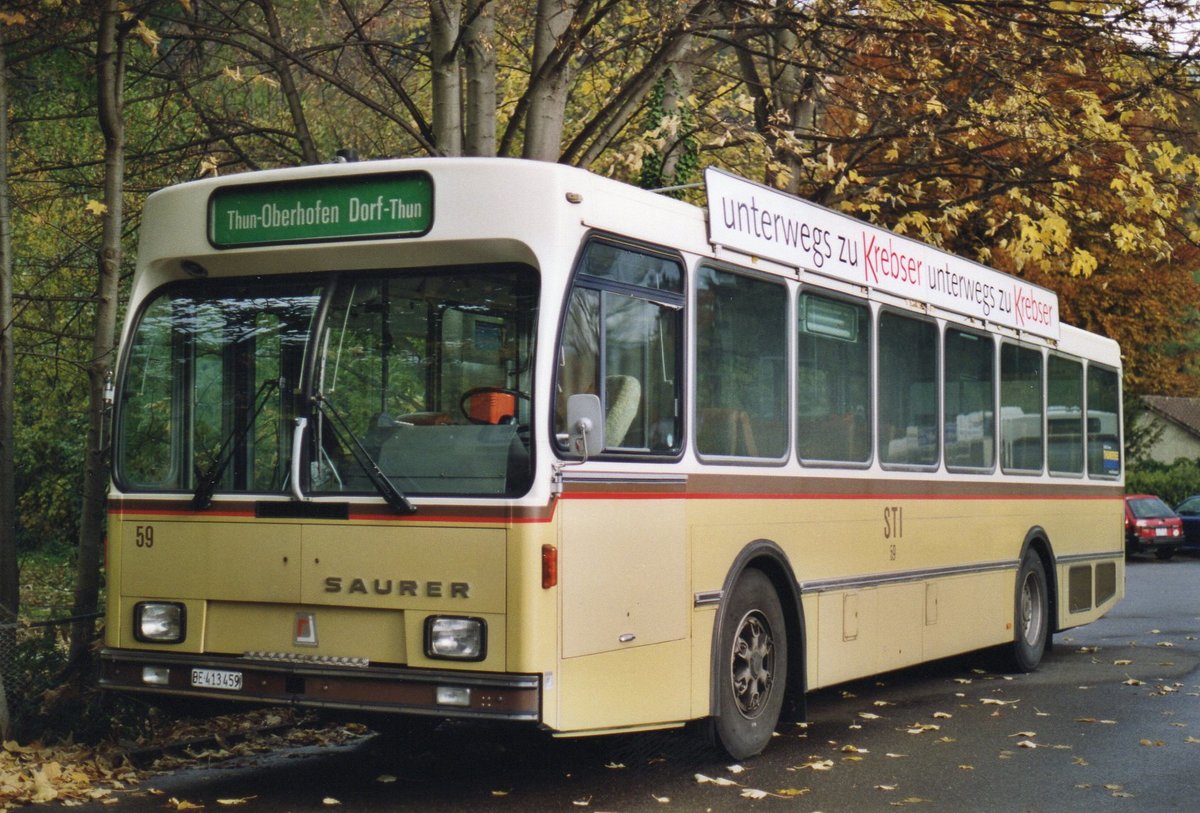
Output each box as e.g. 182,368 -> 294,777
191,668 -> 243,691
1156,528 -> 1168,536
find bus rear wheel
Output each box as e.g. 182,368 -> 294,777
711,569 -> 787,760
1005,551 -> 1049,673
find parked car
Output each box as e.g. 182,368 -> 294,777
1172,495 -> 1200,554
1125,494 -> 1183,560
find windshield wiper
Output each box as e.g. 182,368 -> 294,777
192,378 -> 279,510
311,393 -> 417,515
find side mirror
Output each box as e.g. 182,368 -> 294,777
566,393 -> 605,459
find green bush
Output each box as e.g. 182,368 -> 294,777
1125,458 -> 1200,507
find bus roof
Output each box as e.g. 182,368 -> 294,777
135,157 -> 1117,365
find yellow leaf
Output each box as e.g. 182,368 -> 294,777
85,199 -> 108,216
132,19 -> 161,54
694,773 -> 739,787
217,799 -> 256,807
168,799 -> 204,811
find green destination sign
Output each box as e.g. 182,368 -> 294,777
209,171 -> 433,248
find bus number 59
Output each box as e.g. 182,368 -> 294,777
135,525 -> 155,548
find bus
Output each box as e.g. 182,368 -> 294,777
100,158 -> 1124,759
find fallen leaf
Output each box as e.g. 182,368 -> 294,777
841,744 -> 868,754
168,800 -> 204,811
1017,740 -> 1038,749
1075,717 -> 1117,724
859,712 -> 882,720
958,764 -> 974,770
1009,731 -> 1038,738
651,793 -> 670,803
775,787 -> 811,797
322,799 -> 342,807
1139,739 -> 1166,747
694,773 -> 739,787
726,764 -> 746,774
933,712 -> 952,719
217,799 -> 257,807
1113,659 -> 1133,666
905,724 -> 940,734
572,797 -> 591,807
605,762 -> 626,769
876,784 -> 898,791
980,698 -> 1017,706
375,775 -> 397,784
1073,757 -> 1089,766
794,759 -> 835,771
886,753 -> 909,758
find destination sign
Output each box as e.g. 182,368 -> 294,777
704,168 -> 1059,339
209,171 -> 433,248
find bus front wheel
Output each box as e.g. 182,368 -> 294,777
711,568 -> 787,760
1005,551 -> 1049,673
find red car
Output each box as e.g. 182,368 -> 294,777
1124,494 -> 1183,560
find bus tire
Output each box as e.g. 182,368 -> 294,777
1006,550 -> 1049,673
712,568 -> 787,760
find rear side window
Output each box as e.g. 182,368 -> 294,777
878,312 -> 938,468
1087,365 -> 1121,478
1001,344 -> 1044,473
944,329 -> 994,471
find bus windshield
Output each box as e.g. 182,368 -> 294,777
115,265 -> 538,500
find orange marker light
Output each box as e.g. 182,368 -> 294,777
542,544 -> 558,589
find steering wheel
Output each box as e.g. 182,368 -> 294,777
459,386 -> 530,425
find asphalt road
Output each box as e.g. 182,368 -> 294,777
94,554 -> 1200,812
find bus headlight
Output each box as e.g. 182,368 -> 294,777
134,602 -> 186,643
425,616 -> 486,661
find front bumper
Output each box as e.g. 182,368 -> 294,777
100,649 -> 540,722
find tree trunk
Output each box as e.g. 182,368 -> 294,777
463,0 -> 495,156
0,13 -> 19,625
69,0 -> 126,670
522,0 -> 578,161
430,0 -> 464,156
0,22 -> 18,742
258,0 -> 320,165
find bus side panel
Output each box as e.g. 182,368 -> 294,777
555,495 -> 689,731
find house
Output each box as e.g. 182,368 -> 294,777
1136,395 -> 1200,464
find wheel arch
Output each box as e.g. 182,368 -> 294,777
1019,526 -> 1059,634
709,539 -> 807,723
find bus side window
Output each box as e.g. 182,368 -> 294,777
695,266 -> 788,460
555,239 -> 684,455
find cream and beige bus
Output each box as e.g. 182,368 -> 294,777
100,158 -> 1123,758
